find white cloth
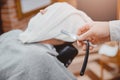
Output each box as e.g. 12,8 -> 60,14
98,44 -> 118,57
109,20 -> 120,41
19,2 -> 93,43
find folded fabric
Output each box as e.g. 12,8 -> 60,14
98,44 -> 118,57
19,2 -> 93,43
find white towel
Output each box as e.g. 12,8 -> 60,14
99,44 -> 118,57
19,2 -> 93,43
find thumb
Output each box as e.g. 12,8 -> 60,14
78,30 -> 92,41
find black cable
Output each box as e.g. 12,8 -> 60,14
80,40 -> 90,76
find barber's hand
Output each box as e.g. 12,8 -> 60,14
77,21 -> 110,49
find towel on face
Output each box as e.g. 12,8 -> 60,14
19,2 -> 93,43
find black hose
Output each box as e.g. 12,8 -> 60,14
80,40 -> 90,76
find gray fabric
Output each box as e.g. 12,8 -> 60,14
0,30 -> 76,80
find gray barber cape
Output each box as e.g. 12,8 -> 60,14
0,30 -> 76,80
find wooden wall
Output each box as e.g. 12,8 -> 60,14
1,0 -> 77,32
0,0 -> 7,34
77,0 -> 117,21
117,0 -> 120,19
1,0 -> 31,32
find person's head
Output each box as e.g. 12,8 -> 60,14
19,2 -> 93,45
39,10 -> 65,45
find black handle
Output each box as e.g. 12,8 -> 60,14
80,40 -> 90,76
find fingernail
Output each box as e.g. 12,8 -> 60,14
77,41 -> 82,47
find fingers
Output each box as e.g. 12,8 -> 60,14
78,30 -> 93,41
79,41 -> 94,51
77,40 -> 95,52
77,24 -> 93,42
40,9 -> 47,15
77,25 -> 96,51
77,40 -> 82,47
77,24 -> 90,35
77,25 -> 94,49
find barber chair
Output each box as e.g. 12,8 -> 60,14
54,42 -> 78,67
99,42 -> 120,80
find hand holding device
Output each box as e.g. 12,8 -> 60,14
61,30 -> 90,76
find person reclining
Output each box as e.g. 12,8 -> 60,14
0,2 -> 92,80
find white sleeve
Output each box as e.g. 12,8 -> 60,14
109,20 -> 120,41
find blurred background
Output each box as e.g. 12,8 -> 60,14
0,0 -> 120,80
